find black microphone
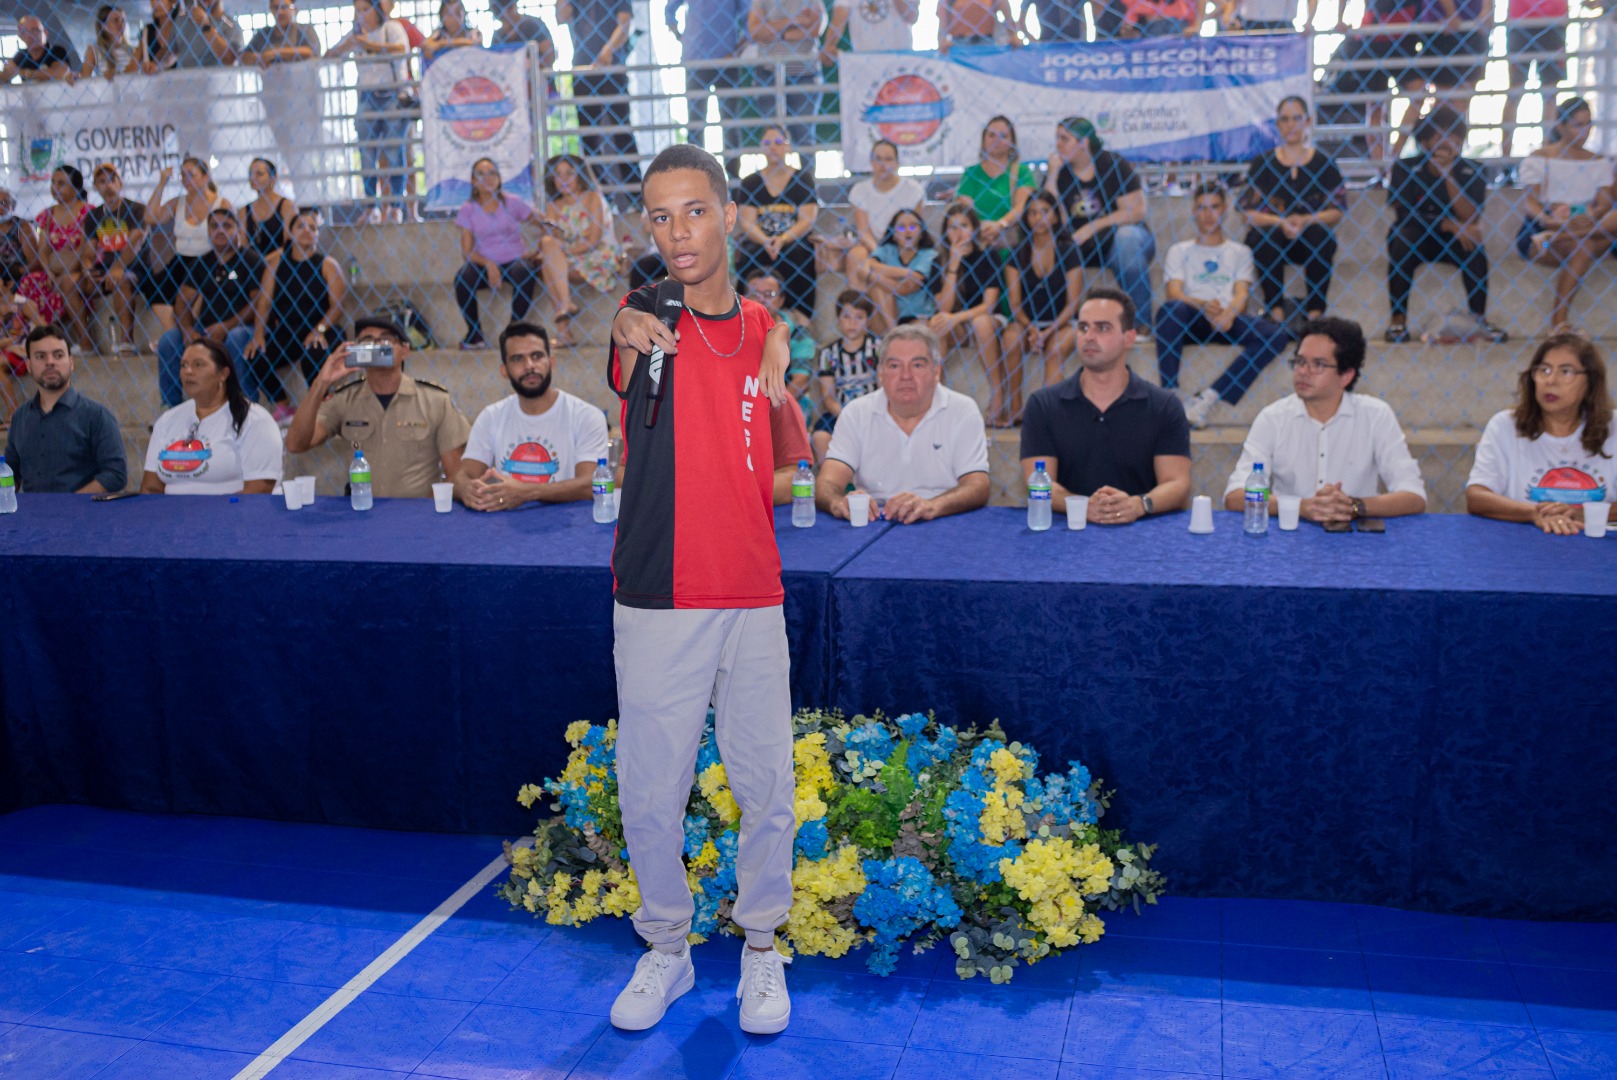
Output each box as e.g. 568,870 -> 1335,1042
644,278 -> 685,428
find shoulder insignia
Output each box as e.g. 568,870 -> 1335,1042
330,376 -> 366,396
414,379 -> 452,394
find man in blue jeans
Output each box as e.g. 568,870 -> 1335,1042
1154,182 -> 1288,429
157,210 -> 262,410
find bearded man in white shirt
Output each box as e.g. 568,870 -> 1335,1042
1222,316 -> 1427,524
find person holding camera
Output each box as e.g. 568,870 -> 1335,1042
284,315 -> 469,498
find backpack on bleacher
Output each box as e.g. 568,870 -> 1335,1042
372,301 -> 438,351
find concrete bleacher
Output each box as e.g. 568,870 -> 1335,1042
29,183 -> 1585,512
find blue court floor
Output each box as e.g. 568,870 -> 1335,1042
0,805 -> 1614,1079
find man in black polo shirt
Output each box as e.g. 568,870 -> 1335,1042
156,210 -> 263,408
1019,287 -> 1191,525
5,325 -> 128,493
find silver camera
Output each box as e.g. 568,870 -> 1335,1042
347,341 -> 396,368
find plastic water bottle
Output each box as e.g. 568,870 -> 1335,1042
1027,460 -> 1052,531
592,458 -> 615,523
349,450 -> 372,511
0,459 -> 16,513
1244,463 -> 1269,536
791,459 -> 815,527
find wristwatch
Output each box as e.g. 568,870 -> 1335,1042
317,322 -> 329,334
1351,497 -> 1367,519
1139,494 -> 1155,516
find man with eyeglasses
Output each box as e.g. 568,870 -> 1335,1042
1222,316 -> 1426,523
285,315 -> 470,498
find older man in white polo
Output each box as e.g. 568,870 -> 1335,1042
815,324 -> 991,524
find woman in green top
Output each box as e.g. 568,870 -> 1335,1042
953,115 -> 1038,251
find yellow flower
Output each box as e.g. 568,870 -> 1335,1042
698,763 -> 741,825
516,784 -> 545,809
691,840 -> 720,871
601,868 -> 640,917
998,837 -> 1115,948
990,746 -> 1033,784
978,783 -> 1028,843
783,845 -> 866,957
565,720 -> 593,746
794,786 -> 828,825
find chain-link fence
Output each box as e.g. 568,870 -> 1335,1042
0,4 -> 1610,508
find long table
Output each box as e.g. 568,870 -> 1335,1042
4,496 -> 1613,918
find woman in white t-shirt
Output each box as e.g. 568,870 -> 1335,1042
141,338 -> 284,496
327,0 -> 412,222
843,139 -> 925,293
1466,334 -> 1615,535
1517,99 -> 1617,335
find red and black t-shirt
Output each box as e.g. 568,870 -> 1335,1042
608,285 -> 783,610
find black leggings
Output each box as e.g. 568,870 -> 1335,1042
1246,224 -> 1338,315
455,259 -> 539,341
1387,224 -> 1489,319
242,325 -> 344,404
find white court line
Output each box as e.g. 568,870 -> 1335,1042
231,839 -> 531,1080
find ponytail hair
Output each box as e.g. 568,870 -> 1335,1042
185,337 -> 252,435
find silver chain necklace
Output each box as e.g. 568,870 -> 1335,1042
685,290 -> 746,358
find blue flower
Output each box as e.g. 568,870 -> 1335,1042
696,712 -> 723,774
794,818 -> 829,860
710,830 -> 740,896
682,814 -> 710,860
845,722 -> 896,766
854,857 -> 962,976
906,726 -> 958,773
895,713 -> 929,739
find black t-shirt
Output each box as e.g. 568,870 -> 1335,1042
194,249 -> 265,327
1011,238 -> 1080,324
13,43 -> 69,72
83,201 -> 146,266
1019,370 -> 1191,498
1027,0 -> 1086,40
934,248 -> 1002,313
1055,152 -> 1141,231
1241,150 -> 1345,217
567,0 -> 632,64
1389,153 -> 1485,228
736,169 -> 817,238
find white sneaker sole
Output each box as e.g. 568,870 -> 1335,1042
739,1002 -> 790,1035
609,964 -> 694,1031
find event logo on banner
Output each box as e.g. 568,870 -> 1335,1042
422,47 -> 533,211
842,35 -> 1311,165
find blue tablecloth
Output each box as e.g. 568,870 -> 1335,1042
830,508 -> 1617,918
0,494 -> 887,835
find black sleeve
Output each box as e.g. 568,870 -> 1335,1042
1105,154 -> 1140,210
790,169 -> 818,208
1018,391 -> 1058,461
1154,393 -> 1192,458
1387,160 -> 1417,222
606,284 -> 657,398
1459,161 -> 1486,214
736,172 -> 762,208
1239,152 -> 1272,211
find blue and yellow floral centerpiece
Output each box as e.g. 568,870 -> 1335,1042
501,709 -> 1165,983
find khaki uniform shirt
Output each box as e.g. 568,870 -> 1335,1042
317,373 -> 470,498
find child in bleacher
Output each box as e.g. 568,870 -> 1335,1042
813,290 -> 881,459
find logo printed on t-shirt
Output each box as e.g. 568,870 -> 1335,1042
503,439 -> 560,483
158,434 -> 212,477
1528,462 -> 1608,503
741,374 -> 763,473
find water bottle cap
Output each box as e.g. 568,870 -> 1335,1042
798,459 -> 809,468
597,457 -> 607,465
1035,460 -> 1045,469
353,450 -> 361,459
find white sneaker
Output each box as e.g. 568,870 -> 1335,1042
610,944 -> 695,1031
736,945 -> 791,1034
1184,388 -> 1219,430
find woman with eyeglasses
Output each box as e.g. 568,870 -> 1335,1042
1517,99 -> 1617,336
1004,191 -> 1081,419
953,115 -> 1036,252
1467,334 -> 1616,534
735,125 -> 819,320
1240,96 -> 1345,328
842,139 -> 924,291
863,208 -> 939,331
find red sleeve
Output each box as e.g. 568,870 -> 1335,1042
770,400 -> 812,471
398,18 -> 426,47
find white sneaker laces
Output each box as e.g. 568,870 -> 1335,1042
743,949 -> 787,999
628,949 -> 676,996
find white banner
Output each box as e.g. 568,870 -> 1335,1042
840,36 -> 1312,166
421,47 -> 535,211
0,65 -> 353,219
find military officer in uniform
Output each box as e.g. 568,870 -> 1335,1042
284,316 -> 471,498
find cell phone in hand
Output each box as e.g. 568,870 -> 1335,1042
1356,518 -> 1385,533
346,341 -> 396,368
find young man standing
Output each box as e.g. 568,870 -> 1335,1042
606,144 -> 793,1035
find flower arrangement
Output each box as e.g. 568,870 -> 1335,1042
500,709 -> 1165,983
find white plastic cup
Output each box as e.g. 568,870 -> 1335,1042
846,492 -> 872,527
1067,496 -> 1089,530
295,476 -> 316,505
1189,495 -> 1215,534
1585,502 -> 1611,538
432,482 -> 453,513
282,482 -> 302,511
1277,496 -> 1301,531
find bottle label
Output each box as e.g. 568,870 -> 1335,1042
792,483 -> 812,498
593,480 -> 613,496
1245,489 -> 1265,505
351,470 -> 371,484
1029,485 -> 1051,501
0,475 -> 12,488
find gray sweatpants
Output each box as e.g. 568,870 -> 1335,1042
612,602 -> 796,949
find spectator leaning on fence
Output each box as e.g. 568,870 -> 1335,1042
492,0 -> 558,67
0,16 -> 73,84
1156,181 -> 1289,430
245,207 -> 345,424
143,336 -> 282,496
929,201 -> 1006,420
141,0 -> 180,73
936,0 -> 1023,49
818,324 -> 991,523
454,158 -> 543,351
1517,99 -> 1617,337
145,158 -> 230,338
747,0 -> 825,148
0,268 -> 45,422
664,0 -> 751,173
1005,191 -> 1082,419
735,126 -> 820,321
1240,95 -> 1345,328
81,5 -> 141,80
241,0 -> 320,67
955,116 -> 1037,255
1121,0 -> 1201,36
171,0 -> 244,68
328,0 -> 412,222
286,316 -> 471,498
1501,0 -> 1568,159
1222,316 -> 1426,523
1019,288 -> 1191,523
838,0 -> 916,49
842,140 -> 924,293
35,167 -> 95,355
1217,0 -> 1313,32
84,163 -> 146,355
1384,106 -> 1506,345
1466,333 -> 1616,535
423,0 -> 483,61
457,320 -> 608,510
1019,0 -> 1087,42
6,324 -> 128,494
158,210 -> 263,410
562,0 -> 642,194
537,154 -> 619,347
1046,116 -> 1156,333
240,159 -> 297,259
